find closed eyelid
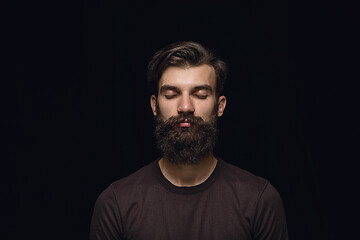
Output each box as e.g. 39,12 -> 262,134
192,85 -> 213,94
193,94 -> 208,99
159,85 -> 180,94
193,89 -> 209,94
163,90 -> 178,95
191,90 -> 210,99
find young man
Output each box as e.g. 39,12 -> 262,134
90,41 -> 288,240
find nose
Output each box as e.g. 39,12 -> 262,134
177,95 -> 195,114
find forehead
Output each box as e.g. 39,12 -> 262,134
159,65 -> 216,90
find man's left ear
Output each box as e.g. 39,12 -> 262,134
150,94 -> 157,116
217,96 -> 226,117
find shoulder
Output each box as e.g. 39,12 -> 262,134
218,160 -> 288,238
219,160 -> 269,195
112,161 -> 158,186
95,160 -> 161,209
91,161 -> 158,225
217,160 -> 285,211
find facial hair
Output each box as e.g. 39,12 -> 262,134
154,112 -> 218,165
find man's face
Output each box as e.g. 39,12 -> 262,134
150,64 -> 226,165
150,64 -> 226,121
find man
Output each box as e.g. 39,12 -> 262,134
90,41 -> 288,240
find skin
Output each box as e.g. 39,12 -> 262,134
150,64 -> 227,187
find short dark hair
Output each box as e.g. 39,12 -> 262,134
147,41 -> 228,97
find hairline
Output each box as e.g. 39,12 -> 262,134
147,41 -> 227,98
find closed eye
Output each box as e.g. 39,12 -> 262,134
192,87 -> 211,99
194,94 -> 208,99
164,94 -> 178,99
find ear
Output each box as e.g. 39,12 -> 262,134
150,94 -> 157,116
217,96 -> 227,117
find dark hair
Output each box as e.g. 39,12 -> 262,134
147,41 -> 228,97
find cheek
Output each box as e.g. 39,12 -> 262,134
157,101 -> 178,118
194,101 -> 218,120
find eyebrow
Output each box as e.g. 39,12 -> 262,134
159,84 -> 213,94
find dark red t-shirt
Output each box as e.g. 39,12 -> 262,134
90,159 -> 288,240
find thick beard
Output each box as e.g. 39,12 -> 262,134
154,112 -> 218,165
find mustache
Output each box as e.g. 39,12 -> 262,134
157,113 -> 205,125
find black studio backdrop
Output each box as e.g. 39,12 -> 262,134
9,0 -> 358,239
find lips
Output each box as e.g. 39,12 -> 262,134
179,118 -> 191,128
179,122 -> 191,127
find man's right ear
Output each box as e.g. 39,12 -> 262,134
150,95 -> 157,116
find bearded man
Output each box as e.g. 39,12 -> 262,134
90,41 -> 288,240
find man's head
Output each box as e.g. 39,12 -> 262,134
147,41 -> 228,165
147,41 -> 228,99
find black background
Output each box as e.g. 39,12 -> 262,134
7,0 -> 358,239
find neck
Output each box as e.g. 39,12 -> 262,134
158,154 -> 218,187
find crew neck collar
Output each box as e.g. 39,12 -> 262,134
153,158 -> 223,194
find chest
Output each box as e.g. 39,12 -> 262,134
122,188 -> 253,240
